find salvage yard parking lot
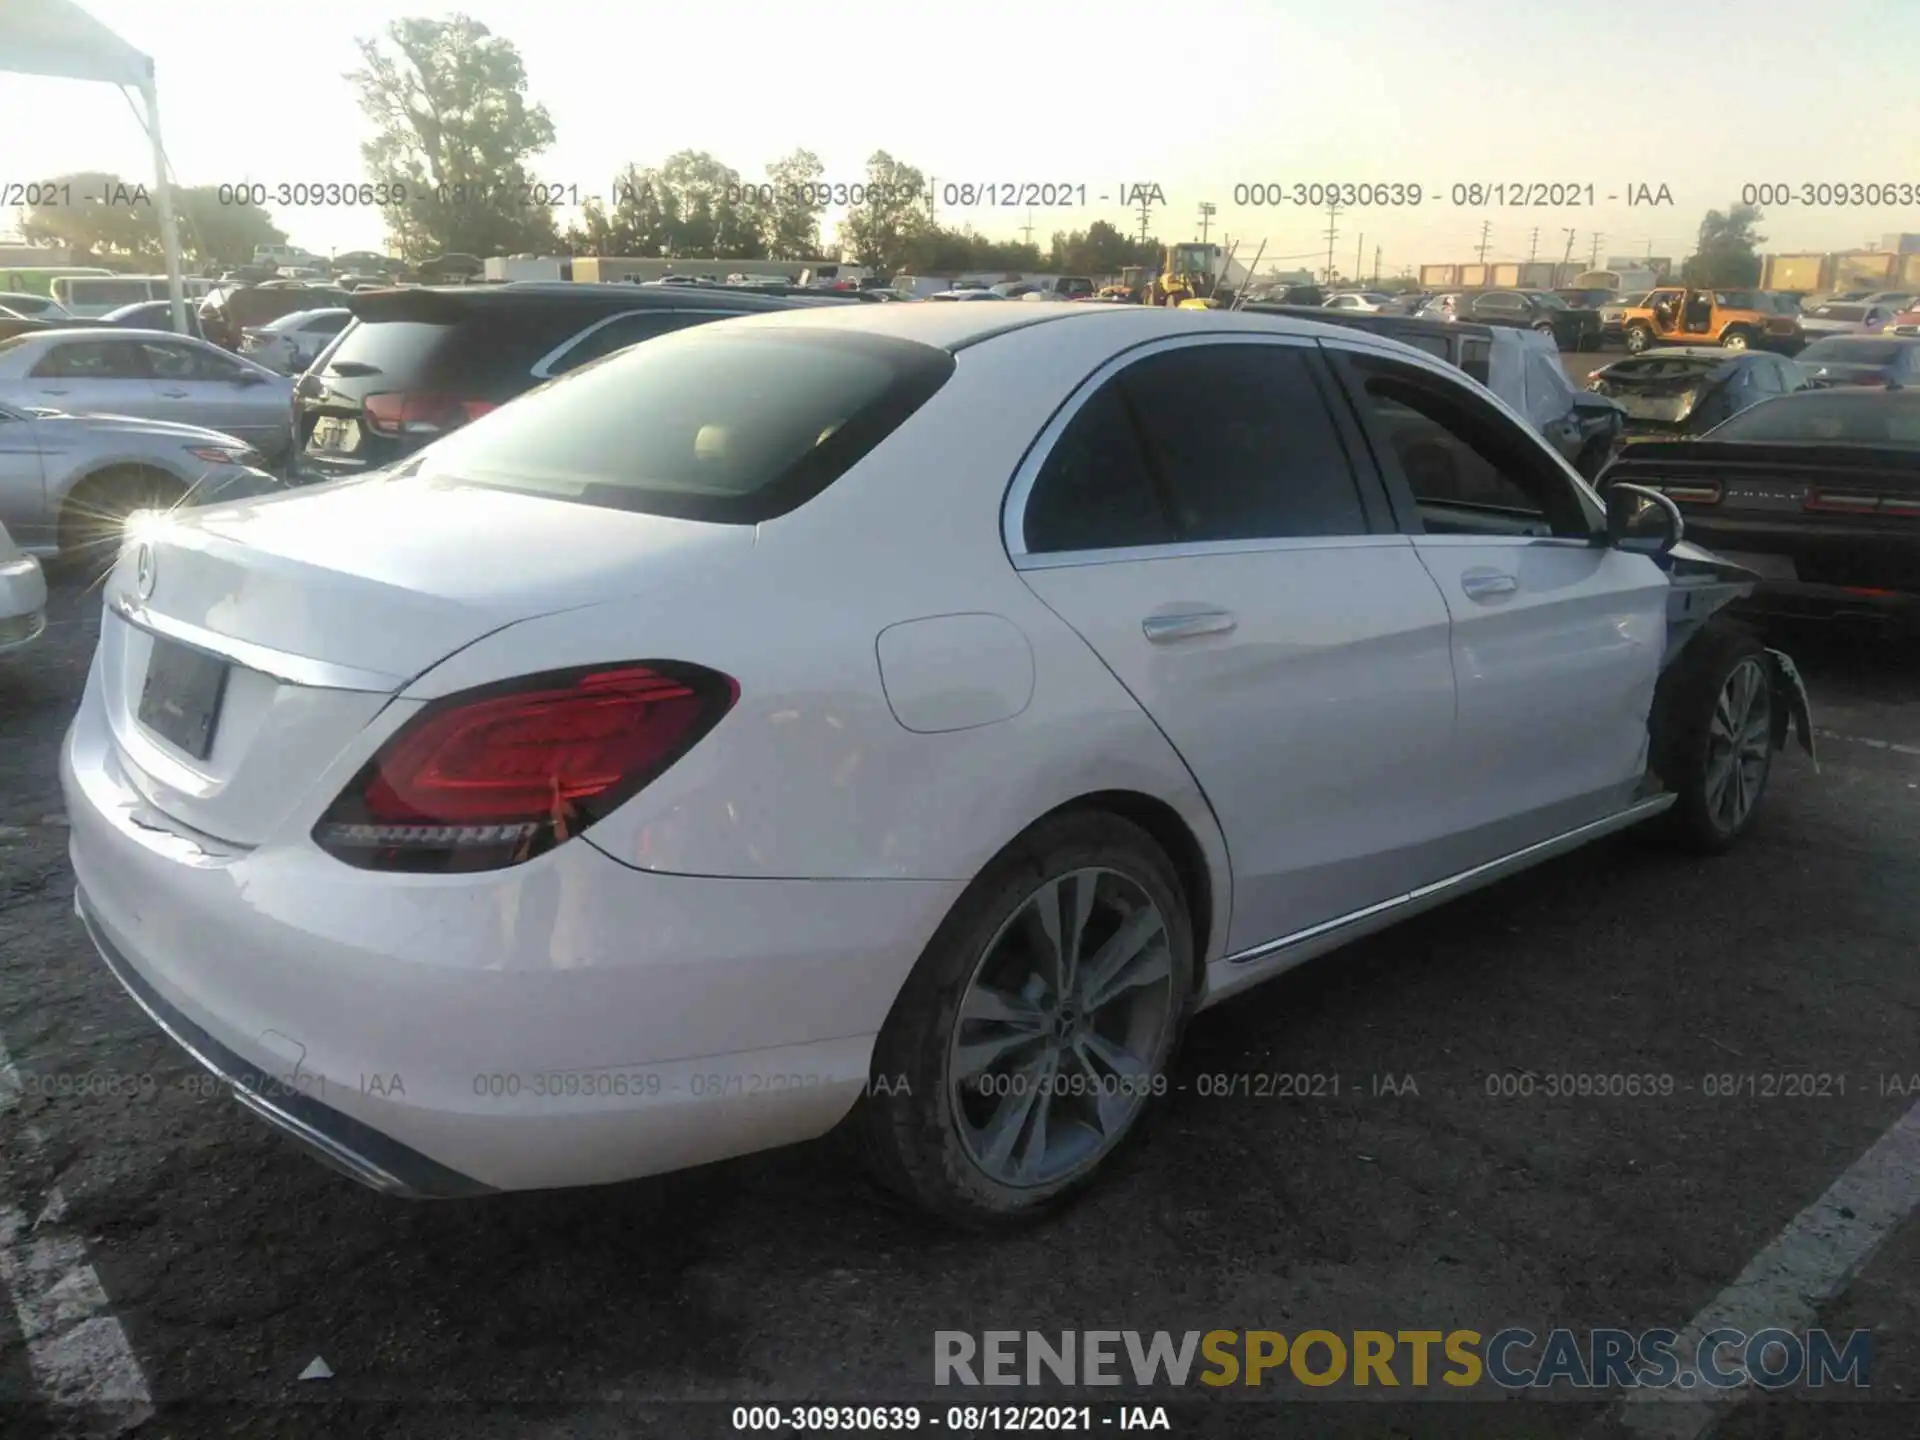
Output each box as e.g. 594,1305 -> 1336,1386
2,570 -> 1918,1438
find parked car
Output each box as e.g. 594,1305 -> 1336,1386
0,395 -> 278,561
1859,292 -> 1915,309
292,281 -> 870,484
1322,291 -> 1395,313
50,275 -> 216,318
239,308 -> 353,375
1248,304 -> 1626,477
0,517 -> 47,653
64,304 -> 1813,1225
0,313 -> 119,343
1587,349 -> 1811,437
928,290 -> 1007,301
1598,291 -> 1651,346
1556,288 -> 1617,311
1620,288 -> 1803,354
1793,335 -> 1920,389
0,292 -> 73,322
1420,290 -> 1600,350
99,300 -> 206,340
0,330 -> 293,467
1599,386 -> 1920,631
199,282 -> 353,350
1889,309 -> 1920,339
1796,302 -> 1899,340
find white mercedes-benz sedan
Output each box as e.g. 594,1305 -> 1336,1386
62,302 -> 1814,1228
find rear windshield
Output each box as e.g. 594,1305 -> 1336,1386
1605,357 -> 1724,380
1709,394 -> 1920,446
1799,338 -> 1903,364
408,327 -> 955,523
319,318 -> 452,376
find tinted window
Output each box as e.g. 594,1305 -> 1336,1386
30,339 -> 146,379
318,318 -> 452,378
1800,338 -> 1903,365
1459,339 -> 1492,385
1349,357 -> 1589,537
409,328 -> 954,523
68,279 -> 154,307
137,340 -> 238,380
1118,345 -> 1368,542
543,311 -> 728,375
1023,384 -> 1177,554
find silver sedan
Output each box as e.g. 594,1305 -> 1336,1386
0,329 -> 294,463
0,399 -> 283,561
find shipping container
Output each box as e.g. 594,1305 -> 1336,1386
1834,251 -> 1899,287
1759,254 -> 1830,292
1458,263 -> 1490,288
1419,263 -> 1459,288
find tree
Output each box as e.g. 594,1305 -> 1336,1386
16,172 -> 157,261
761,148 -> 826,259
348,15 -> 560,261
839,152 -> 929,270
1047,221 -> 1161,275
173,186 -> 286,269
655,150 -> 764,259
1682,202 -> 1766,288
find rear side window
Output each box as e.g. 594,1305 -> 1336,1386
1121,345 -> 1368,541
30,339 -> 147,379
1023,343 -> 1369,552
409,328 -> 955,523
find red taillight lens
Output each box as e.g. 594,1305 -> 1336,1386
1805,491 -> 1883,514
1660,482 -> 1722,505
314,663 -> 737,872
362,392 -> 498,438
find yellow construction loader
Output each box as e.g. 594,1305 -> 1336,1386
1144,243 -> 1234,308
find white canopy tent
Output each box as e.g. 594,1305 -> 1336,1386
0,0 -> 187,330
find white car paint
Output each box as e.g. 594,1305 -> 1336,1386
0,518 -> 47,651
63,302 -> 1689,1200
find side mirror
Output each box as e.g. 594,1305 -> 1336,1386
235,369 -> 266,387
1605,482 -> 1683,557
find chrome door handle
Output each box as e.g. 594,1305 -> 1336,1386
39,387 -> 68,395
1460,571 -> 1518,600
158,388 -> 190,398
1142,609 -> 1237,642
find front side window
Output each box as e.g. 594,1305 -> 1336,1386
1346,355 -> 1591,539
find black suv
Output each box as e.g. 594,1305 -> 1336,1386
1427,290 -> 1601,351
291,282 -> 869,482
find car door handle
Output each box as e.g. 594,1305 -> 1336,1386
158,388 -> 190,398
1142,609 -> 1237,642
1460,571 -> 1519,601
39,387 -> 68,395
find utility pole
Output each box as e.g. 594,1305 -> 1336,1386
1323,197 -> 1342,283
1374,245 -> 1381,285
1020,208 -> 1035,248
1197,202 -> 1216,245
926,177 -> 938,227
1355,232 -> 1363,285
1559,228 -> 1578,283
1528,226 -> 1539,262
1475,220 -> 1492,264
1587,231 -> 1601,268
1135,190 -> 1154,244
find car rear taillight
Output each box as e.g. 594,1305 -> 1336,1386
313,663 -> 738,872
361,392 -> 498,438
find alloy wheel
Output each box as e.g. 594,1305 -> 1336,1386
1704,658 -> 1771,834
948,867 -> 1177,1188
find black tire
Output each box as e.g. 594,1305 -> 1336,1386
1649,625 -> 1776,854
1624,322 -> 1653,355
859,810 -> 1196,1230
56,467 -> 184,571
1720,327 -> 1754,351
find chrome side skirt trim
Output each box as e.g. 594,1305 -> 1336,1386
1224,796 -> 1675,968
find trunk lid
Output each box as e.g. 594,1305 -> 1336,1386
99,472 -> 755,844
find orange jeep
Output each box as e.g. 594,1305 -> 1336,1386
1619,287 -> 1803,355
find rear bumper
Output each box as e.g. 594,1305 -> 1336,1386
1685,517 -> 1920,626
61,677 -> 964,1194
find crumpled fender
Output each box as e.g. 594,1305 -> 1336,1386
1766,648 -> 1818,767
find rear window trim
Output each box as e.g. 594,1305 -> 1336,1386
415,327 -> 957,526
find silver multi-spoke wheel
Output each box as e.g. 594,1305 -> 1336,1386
949,867 -> 1176,1189
1704,657 -> 1771,834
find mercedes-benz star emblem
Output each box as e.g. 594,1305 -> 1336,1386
134,542 -> 156,600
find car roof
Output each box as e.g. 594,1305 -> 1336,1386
1606,347 -> 1744,362
707,298 -> 1451,354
